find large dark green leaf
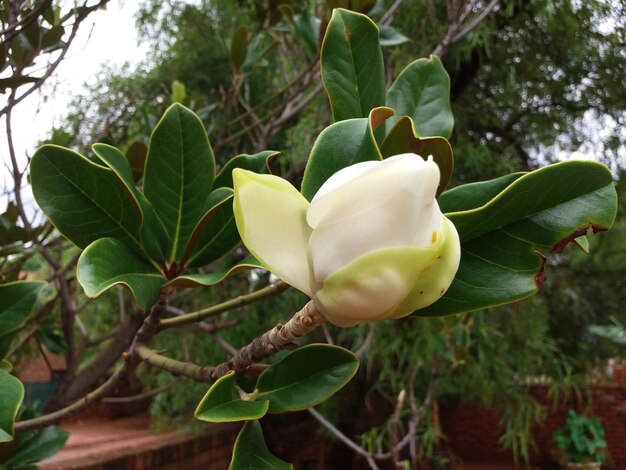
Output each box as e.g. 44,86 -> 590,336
320,8 -> 385,121
195,371 -> 269,423
417,161 -> 617,316
31,145 -> 142,250
0,369 -> 23,442
229,421 -> 292,470
77,238 -> 165,310
256,344 -> 358,413
438,173 -> 524,213
386,56 -> 454,138
143,104 -> 216,263
3,425 -> 68,467
0,281 -> 45,337
92,143 -> 170,264
301,107 -> 392,200
380,115 -> 454,196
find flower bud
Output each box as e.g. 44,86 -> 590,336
233,153 -> 461,327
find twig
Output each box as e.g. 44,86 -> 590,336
308,407 -> 380,470
355,324 -> 376,359
211,300 -> 326,379
159,281 -> 288,329
102,380 -> 179,404
135,345 -> 214,382
379,0 -> 404,26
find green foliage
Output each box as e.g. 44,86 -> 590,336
255,344 -> 359,413
0,369 -> 23,442
553,410 -> 607,464
229,420 -> 292,470
195,372 -> 269,423
0,419 -> 68,469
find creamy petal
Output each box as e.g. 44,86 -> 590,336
233,169 -> 313,296
307,154 -> 442,281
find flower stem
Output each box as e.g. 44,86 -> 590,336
211,300 -> 326,380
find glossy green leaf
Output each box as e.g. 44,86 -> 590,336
321,9 -> 385,121
301,108 -> 392,200
3,425 -> 69,467
0,281 -> 45,337
0,369 -> 23,442
256,344 -> 359,413
143,103 -> 216,263
229,421 -> 292,470
77,238 -> 165,310
214,151 -> 279,189
92,143 -> 170,263
380,116 -> 454,196
231,26 -> 249,72
386,56 -> 454,138
417,161 -> 617,316
30,145 -> 142,250
195,371 -> 269,423
166,256 -> 263,289
379,25 -> 409,46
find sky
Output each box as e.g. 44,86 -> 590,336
0,1 -> 147,201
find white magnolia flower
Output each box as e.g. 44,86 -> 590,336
232,153 -> 461,327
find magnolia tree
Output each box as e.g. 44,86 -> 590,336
0,7 -> 618,470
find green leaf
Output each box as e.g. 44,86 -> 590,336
214,151 -> 279,189
380,116 -> 454,196
256,344 -> 359,413
301,108 -> 393,200
0,76 -> 39,91
229,421 -> 292,470
230,26 -> 249,72
417,161 -> 617,316
77,238 -> 165,310
0,281 -> 45,337
195,371 -> 269,423
379,25 -> 409,46
320,9 -> 385,121
30,145 -> 142,250
293,10 -> 320,58
386,56 -> 454,138
41,25 -> 64,49
143,104 -> 216,263
171,80 -> 187,104
166,256 -> 263,289
3,425 -> 69,467
92,143 -> 170,264
0,369 -> 23,442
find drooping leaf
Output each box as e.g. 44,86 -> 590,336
417,161 -> 617,316
0,369 -> 23,442
293,9 -> 321,58
30,145 -> 142,250
166,256 -> 263,289
301,107 -> 393,200
379,25 -> 409,46
229,421 -> 292,470
320,9 -> 385,122
143,104 -> 216,263
0,281 -> 45,337
256,344 -> 359,413
386,56 -> 454,138
380,116 -> 454,196
195,371 -> 269,423
77,238 -> 165,310
230,26 -> 249,72
92,143 -> 170,263
2,425 -> 69,467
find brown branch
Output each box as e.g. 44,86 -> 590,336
211,300 -> 326,379
135,346 -> 214,382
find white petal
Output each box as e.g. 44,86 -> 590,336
307,154 -> 442,282
233,169 -> 313,296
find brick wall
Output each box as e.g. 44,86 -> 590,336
439,383 -> 626,468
